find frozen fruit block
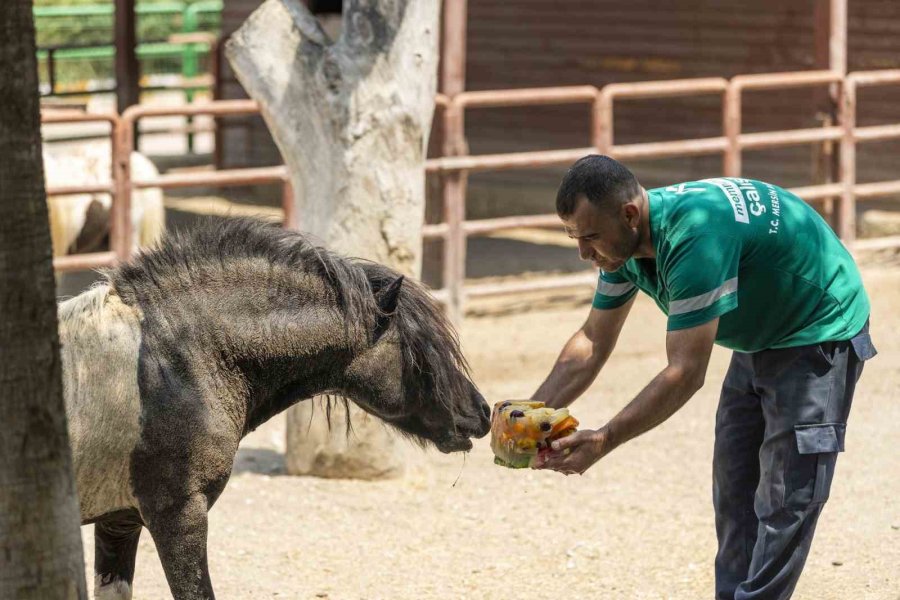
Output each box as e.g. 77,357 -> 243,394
490,400 -> 579,469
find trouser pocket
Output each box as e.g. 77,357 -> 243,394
788,423 -> 846,507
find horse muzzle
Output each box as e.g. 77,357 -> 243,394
436,435 -> 474,454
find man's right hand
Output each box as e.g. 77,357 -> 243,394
531,426 -> 615,474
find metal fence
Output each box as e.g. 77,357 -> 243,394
43,69 -> 900,321
43,101 -> 293,274
34,2 -> 221,98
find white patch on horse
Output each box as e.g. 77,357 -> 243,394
59,285 -> 144,521
94,575 -> 132,600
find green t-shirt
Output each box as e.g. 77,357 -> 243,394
593,178 -> 870,352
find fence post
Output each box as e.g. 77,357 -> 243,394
182,2 -> 199,153
442,101 -> 466,324
46,49 -> 57,96
723,81 -> 741,177
589,87 -> 602,153
838,77 -> 856,243
282,179 -> 298,230
114,0 -> 140,114
112,110 -> 134,261
594,89 -> 613,155
440,0 -> 468,323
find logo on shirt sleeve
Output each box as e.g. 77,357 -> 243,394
666,183 -> 705,194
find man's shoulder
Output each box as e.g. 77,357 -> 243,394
653,177 -> 769,232
653,178 -> 768,202
654,176 -> 776,187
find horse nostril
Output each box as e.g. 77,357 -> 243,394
478,410 -> 491,436
464,390 -> 491,437
462,407 -> 491,439
480,401 -> 491,421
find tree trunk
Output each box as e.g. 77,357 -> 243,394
225,0 -> 440,479
0,1 -> 88,598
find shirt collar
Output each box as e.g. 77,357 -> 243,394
647,188 -> 663,256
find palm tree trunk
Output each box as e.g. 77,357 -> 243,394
0,1 -> 88,597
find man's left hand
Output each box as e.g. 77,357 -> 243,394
531,427 -> 613,475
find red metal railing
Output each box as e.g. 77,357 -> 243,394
44,101 -> 294,273
425,70 -> 900,319
119,100 -> 296,233
840,70 -> 900,244
43,69 -> 900,321
725,70 -> 846,232
42,110 -> 123,272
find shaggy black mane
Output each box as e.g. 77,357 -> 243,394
111,218 -> 377,332
108,218 -> 473,433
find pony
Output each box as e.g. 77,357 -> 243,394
43,144 -> 165,257
57,218 -> 491,599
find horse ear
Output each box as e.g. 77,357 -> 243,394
375,275 -> 403,315
373,276 -> 403,342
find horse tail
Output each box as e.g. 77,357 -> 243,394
130,151 -> 166,250
43,153 -> 63,257
46,195 -> 68,257
138,189 -> 166,249
43,148 -> 106,257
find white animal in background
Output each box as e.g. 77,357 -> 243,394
43,143 -> 165,257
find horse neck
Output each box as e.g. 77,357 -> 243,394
117,260 -> 370,435
235,318 -> 358,434
209,273 -> 364,434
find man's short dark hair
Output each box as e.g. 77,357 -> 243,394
556,155 -> 641,217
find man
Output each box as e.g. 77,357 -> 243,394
530,155 -> 876,599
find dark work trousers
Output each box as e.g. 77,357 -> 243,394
713,324 -> 877,600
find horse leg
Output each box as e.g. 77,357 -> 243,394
142,494 -> 216,600
94,512 -> 143,600
129,387 -> 238,599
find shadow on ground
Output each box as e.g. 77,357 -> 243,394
232,447 -> 286,476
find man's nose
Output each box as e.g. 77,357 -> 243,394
577,239 -> 593,261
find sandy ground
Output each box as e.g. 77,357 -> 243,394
73,259 -> 900,600
43,93 -> 899,598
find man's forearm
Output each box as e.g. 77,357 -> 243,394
531,331 -> 611,409
603,365 -> 704,451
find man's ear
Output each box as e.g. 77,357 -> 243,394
622,201 -> 641,229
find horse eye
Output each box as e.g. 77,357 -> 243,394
540,422 -> 551,432
509,410 -> 525,418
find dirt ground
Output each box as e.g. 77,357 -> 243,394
77,259 -> 900,599
43,98 -> 899,598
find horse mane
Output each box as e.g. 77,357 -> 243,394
108,218 -> 379,341
106,218 -> 473,434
